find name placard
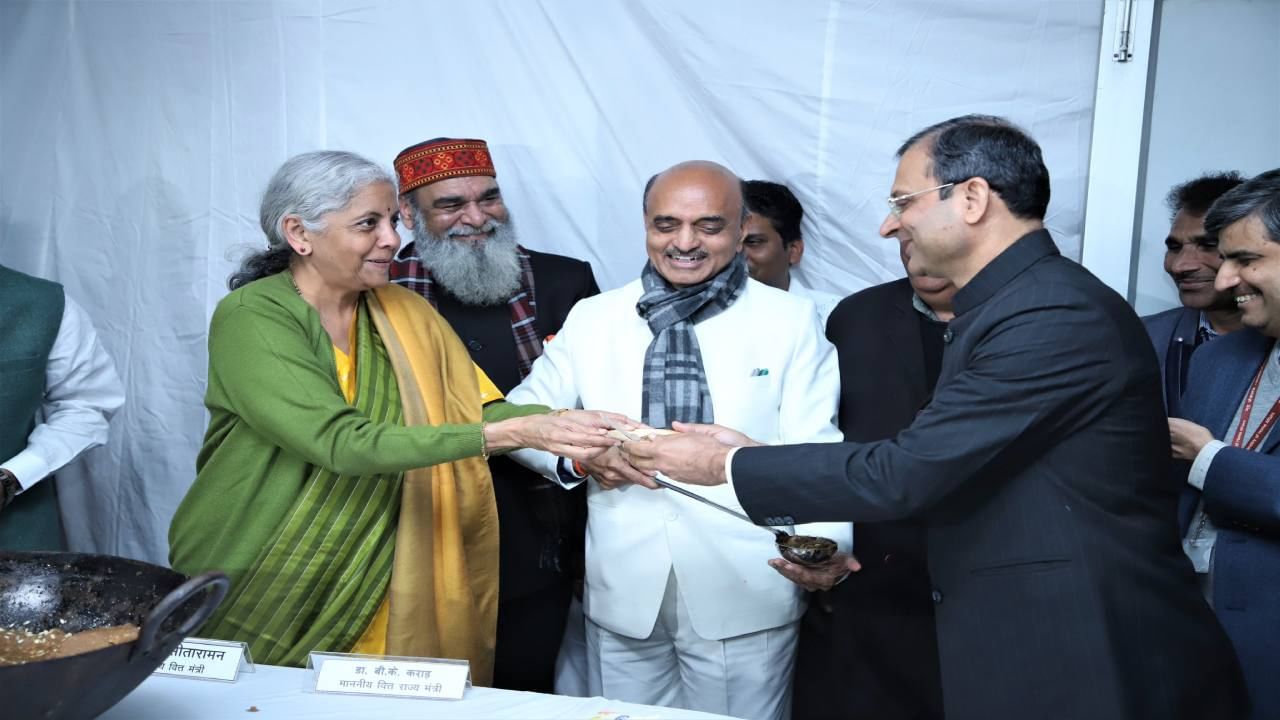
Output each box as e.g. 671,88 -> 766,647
155,638 -> 252,682
309,652 -> 470,701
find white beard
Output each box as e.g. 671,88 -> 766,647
411,211 -> 523,306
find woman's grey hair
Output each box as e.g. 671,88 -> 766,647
228,150 -> 395,289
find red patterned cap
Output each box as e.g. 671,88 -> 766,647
394,138 -> 496,195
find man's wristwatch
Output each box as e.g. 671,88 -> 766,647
0,469 -> 21,509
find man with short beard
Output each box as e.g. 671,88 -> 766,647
389,138 -> 600,693
1143,172 -> 1247,415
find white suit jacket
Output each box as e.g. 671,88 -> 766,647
509,277 -> 849,641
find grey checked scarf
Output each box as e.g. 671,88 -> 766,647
635,253 -> 749,428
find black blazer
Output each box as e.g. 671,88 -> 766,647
431,248 -> 599,599
733,231 -> 1248,720
791,278 -> 944,720
433,249 -> 601,392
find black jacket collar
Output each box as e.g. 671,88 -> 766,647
953,228 -> 1059,316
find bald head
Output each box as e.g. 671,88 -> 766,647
643,160 -> 747,288
643,161 -> 746,220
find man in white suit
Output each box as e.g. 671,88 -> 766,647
508,161 -> 852,720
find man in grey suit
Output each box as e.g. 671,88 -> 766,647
1143,172 -> 1246,414
623,115 -> 1248,720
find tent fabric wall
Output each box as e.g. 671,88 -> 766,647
0,0 -> 1103,564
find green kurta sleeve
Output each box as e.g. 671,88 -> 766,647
206,293 -> 492,475
481,400 -> 551,423
480,400 -> 550,456
171,274 -> 547,577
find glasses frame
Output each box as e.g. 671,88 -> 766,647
886,182 -> 955,218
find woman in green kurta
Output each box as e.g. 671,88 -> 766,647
169,151 -> 625,680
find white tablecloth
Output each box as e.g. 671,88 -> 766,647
100,664 -> 742,719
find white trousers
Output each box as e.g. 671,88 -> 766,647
584,572 -> 798,720
554,596 -> 591,697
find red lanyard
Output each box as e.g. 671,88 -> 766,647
1231,350 -> 1280,450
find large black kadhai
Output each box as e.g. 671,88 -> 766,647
0,552 -> 228,720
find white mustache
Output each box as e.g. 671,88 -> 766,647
665,249 -> 707,260
448,221 -> 500,237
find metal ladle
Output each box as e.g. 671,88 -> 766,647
650,474 -> 837,566
648,473 -> 782,539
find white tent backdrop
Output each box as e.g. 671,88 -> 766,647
0,0 -> 1103,564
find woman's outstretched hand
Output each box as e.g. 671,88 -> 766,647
487,410 -> 639,461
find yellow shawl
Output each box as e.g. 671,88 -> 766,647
368,284 -> 500,686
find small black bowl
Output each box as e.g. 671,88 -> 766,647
776,534 -> 838,566
0,552 -> 228,720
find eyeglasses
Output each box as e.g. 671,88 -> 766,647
886,183 -> 955,218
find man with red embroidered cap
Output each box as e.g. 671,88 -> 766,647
390,138 -> 599,692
